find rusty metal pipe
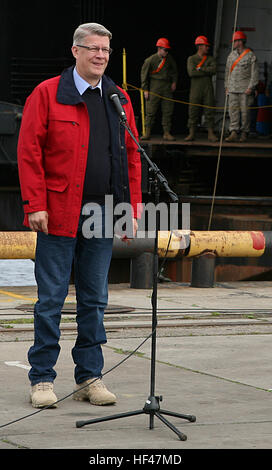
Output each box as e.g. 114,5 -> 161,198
0,230 -> 266,259
157,230 -> 266,258
187,230 -> 265,258
0,231 -> 37,259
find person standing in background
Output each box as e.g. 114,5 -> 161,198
185,35 -> 218,142
225,31 -> 259,143
141,37 -> 178,141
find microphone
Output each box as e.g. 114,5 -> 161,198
107,86 -> 127,122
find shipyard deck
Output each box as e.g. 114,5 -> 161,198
141,135 -> 272,158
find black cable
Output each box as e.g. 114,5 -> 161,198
0,238 -> 171,429
0,214 -> 175,430
0,326 -> 156,430
157,230 -> 173,279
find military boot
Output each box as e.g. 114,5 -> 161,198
163,131 -> 176,141
140,127 -> 151,140
239,132 -> 247,142
225,130 -> 238,142
184,128 -> 195,141
208,128 -> 218,142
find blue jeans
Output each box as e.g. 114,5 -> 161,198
28,207 -> 113,385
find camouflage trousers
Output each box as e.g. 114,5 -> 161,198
228,92 -> 254,133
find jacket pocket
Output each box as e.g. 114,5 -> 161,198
44,117 -> 79,184
48,110 -> 79,124
45,113 -> 80,157
46,180 -> 69,192
46,180 -> 69,215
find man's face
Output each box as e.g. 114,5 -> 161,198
199,44 -> 210,54
233,39 -> 242,50
157,47 -> 169,58
72,34 -> 110,84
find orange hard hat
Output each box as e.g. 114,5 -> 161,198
156,38 -> 171,49
232,31 -> 247,41
195,35 -> 210,46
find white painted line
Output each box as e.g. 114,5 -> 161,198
5,361 -> 31,370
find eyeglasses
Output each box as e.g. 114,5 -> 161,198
76,44 -> 113,55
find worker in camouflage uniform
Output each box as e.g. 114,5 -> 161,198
225,31 -> 259,142
140,37 -> 178,141
185,35 -> 218,142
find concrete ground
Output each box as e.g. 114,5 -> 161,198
0,281 -> 272,455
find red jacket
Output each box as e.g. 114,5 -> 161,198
17,67 -> 142,237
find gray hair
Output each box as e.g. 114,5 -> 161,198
73,23 -> 112,45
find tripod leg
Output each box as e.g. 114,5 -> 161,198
76,409 -> 144,428
154,411 -> 187,441
160,409 -> 196,423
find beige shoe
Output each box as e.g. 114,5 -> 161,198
163,131 -> 176,141
30,382 -> 58,408
73,378 -> 117,406
225,130 -> 238,142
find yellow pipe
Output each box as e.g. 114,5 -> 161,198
187,231 -> 265,258
0,231 -> 265,259
158,230 -> 265,258
140,88 -> 146,137
158,230 -> 189,258
122,48 -> 127,91
0,231 -> 37,259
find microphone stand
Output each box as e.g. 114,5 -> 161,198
76,117 -> 196,441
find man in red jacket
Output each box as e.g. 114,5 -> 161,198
17,22 -> 142,408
